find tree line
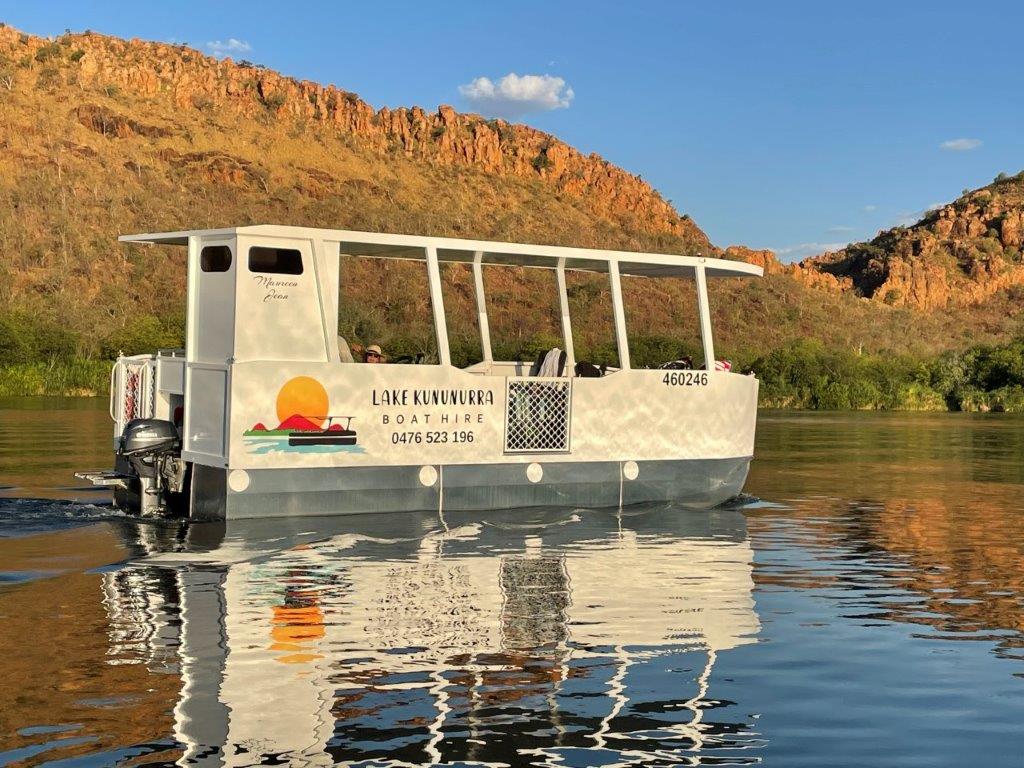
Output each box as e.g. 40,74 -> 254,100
1,307 -> 1023,410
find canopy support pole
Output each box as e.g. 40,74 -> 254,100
472,251 -> 493,364
609,260 -> 630,370
556,257 -> 575,372
425,245 -> 451,366
695,264 -> 715,371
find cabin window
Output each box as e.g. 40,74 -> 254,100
249,246 -> 304,275
441,263 -> 484,368
484,265 -> 562,365
567,270 -> 620,369
621,272 -> 705,369
338,253 -> 439,364
200,245 -> 232,272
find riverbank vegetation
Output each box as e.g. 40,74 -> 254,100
0,309 -> 181,397
2,303 -> 1022,410
749,338 -> 1024,412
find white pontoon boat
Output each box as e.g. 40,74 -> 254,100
78,226 -> 762,519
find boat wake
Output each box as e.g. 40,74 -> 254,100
0,497 -> 124,538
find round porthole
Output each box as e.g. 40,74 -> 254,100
623,461 -> 640,481
419,465 -> 439,487
526,463 -> 543,483
228,469 -> 250,493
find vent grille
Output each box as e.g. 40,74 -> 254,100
504,379 -> 572,453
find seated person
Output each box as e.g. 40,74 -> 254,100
364,343 -> 383,364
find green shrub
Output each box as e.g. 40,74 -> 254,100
0,310 -> 79,363
893,382 -> 946,411
99,314 -> 183,358
987,385 -> 1024,412
262,92 -> 287,110
882,288 -> 901,305
35,66 -> 61,89
486,119 -> 515,144
532,147 -> 553,172
847,378 -> 882,409
34,42 -> 62,62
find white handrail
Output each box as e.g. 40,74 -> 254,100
108,362 -> 119,422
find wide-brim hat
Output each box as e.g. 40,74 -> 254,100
366,344 -> 382,355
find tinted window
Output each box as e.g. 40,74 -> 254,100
200,245 -> 232,272
249,246 -> 303,275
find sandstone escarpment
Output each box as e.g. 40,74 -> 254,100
803,174 -> 1024,310
3,23 -> 1023,361
724,245 -> 851,293
0,25 -> 707,246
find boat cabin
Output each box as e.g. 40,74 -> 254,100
98,226 -> 762,519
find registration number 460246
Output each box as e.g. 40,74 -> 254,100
661,371 -> 709,386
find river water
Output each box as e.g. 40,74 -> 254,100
0,398 -> 1022,767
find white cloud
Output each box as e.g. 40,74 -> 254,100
772,241 -> 849,262
863,204 -> 878,212
206,38 -> 252,56
940,137 -> 982,151
458,73 -> 574,118
827,225 -> 855,233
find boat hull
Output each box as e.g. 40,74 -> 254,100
189,457 -> 751,521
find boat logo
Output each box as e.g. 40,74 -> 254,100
243,376 -> 364,454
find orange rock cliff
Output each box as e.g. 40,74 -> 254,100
0,25 -> 708,247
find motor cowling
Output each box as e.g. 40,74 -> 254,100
119,419 -> 180,458
117,419 -> 187,517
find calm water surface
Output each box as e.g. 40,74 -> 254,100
1,398 -> 1022,766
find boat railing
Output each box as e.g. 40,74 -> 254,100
109,354 -> 158,439
504,377 -> 573,454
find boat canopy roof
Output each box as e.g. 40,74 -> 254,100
119,225 -> 763,279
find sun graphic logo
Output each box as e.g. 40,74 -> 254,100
244,376 -> 329,433
244,377 -> 360,451
275,376 -> 329,431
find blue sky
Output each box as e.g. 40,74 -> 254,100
3,0 -> 1023,259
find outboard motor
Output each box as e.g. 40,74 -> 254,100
117,419 -> 188,517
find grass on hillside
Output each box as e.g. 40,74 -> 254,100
2,36 -> 1024,408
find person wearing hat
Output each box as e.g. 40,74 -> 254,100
363,344 -> 383,363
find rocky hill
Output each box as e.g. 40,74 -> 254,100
0,24 -> 718,356
0,23 -> 1022,375
0,24 -> 705,244
801,173 -> 1024,310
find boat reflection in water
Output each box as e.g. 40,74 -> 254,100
103,506 -> 762,766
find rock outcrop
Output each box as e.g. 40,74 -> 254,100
0,25 -> 708,247
724,245 -> 850,292
802,174 -> 1024,310
2,24 -> 1022,359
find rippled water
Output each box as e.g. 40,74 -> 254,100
1,399 -> 1023,766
